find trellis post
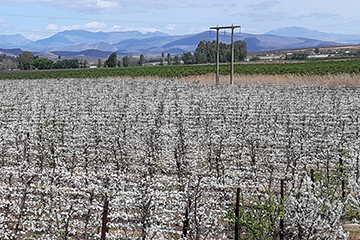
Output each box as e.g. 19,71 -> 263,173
280,179 -> 284,240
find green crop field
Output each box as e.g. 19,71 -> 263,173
1,59 -> 360,80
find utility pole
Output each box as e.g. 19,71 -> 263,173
210,24 -> 241,84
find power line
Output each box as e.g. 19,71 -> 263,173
0,12 -> 146,23
0,12 -> 210,25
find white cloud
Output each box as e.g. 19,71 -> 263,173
128,0 -> 188,9
96,0 -> 118,9
2,0 -> 52,3
191,2 -> 225,8
166,24 -> 176,30
304,12 -> 340,20
84,21 -> 107,30
45,21 -> 107,33
50,0 -> 120,14
46,24 -> 60,31
2,0 -> 189,14
246,1 -> 281,11
111,25 -> 159,33
0,19 -> 10,29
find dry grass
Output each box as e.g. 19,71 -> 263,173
113,73 -> 360,86
174,73 -> 360,86
343,224 -> 360,240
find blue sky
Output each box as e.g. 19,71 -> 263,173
1,0 -> 359,40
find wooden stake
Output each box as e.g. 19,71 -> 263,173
183,200 -> 191,237
235,187 -> 240,240
101,199 -> 109,240
280,179 -> 284,240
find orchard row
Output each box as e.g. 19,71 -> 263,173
0,78 -> 359,239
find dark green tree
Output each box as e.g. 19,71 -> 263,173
160,53 -> 165,66
167,53 -> 171,65
53,59 -> 80,69
250,56 -> 261,61
63,59 -> 80,68
53,60 -> 65,69
105,52 -> 117,67
97,58 -> 103,68
285,52 -> 309,60
138,54 -> 145,66
122,56 -> 129,67
54,61 -> 65,69
174,55 -> 180,65
234,41 -> 247,61
195,40 -> 247,63
17,51 -> 37,70
78,60 -> 89,68
31,58 -> 54,69
182,52 -> 193,64
194,52 -> 207,64
195,40 -> 217,63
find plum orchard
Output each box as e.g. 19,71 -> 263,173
0,78 -> 359,239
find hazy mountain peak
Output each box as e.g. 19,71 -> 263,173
266,26 -> 360,44
0,34 -> 33,48
267,26 -> 322,37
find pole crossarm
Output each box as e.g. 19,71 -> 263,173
210,24 -> 241,85
210,25 -> 241,30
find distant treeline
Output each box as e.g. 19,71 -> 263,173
0,40 -> 248,71
0,51 -> 89,70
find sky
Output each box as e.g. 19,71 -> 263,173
0,0 -> 360,41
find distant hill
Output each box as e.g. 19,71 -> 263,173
0,28 -> 355,62
0,48 -> 23,56
0,34 -> 33,48
33,30 -> 170,50
113,31 -> 339,55
267,27 -> 360,44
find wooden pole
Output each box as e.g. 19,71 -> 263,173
231,24 -> 235,84
210,24 -> 241,85
216,25 -> 220,84
235,187 -> 240,240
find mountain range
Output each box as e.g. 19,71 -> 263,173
1,27 -> 360,62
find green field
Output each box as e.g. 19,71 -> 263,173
1,59 -> 360,80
